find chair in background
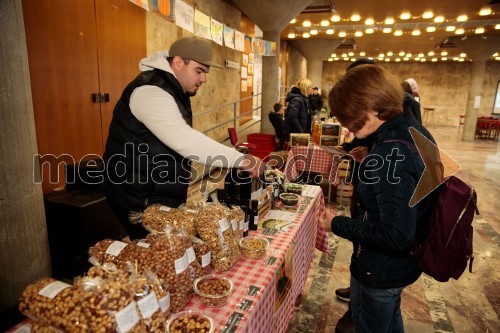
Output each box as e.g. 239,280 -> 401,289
228,128 -> 257,154
475,118 -> 496,139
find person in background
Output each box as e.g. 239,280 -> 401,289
405,78 -> 420,102
102,37 -> 263,239
285,78 -> 312,133
402,81 -> 422,124
269,102 -> 289,150
309,86 -> 324,115
321,65 -> 436,333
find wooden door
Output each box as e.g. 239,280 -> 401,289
95,0 -> 146,145
23,0 -> 102,192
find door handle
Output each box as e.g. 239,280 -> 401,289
92,93 -> 110,103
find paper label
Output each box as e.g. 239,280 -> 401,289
201,251 -> 211,267
231,219 -> 238,231
159,293 -> 171,313
474,96 -> 481,108
186,247 -> 196,263
38,281 -> 72,299
137,241 -> 150,248
219,218 -> 230,232
174,252 -> 189,274
239,219 -> 245,231
159,206 -> 171,212
115,301 -> 140,333
137,292 -> 159,319
105,241 -> 128,256
244,222 -> 249,232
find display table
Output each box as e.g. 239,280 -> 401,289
284,144 -> 343,182
185,185 -> 328,333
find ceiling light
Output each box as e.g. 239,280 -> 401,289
348,51 -> 354,56
368,57 -> 373,60
290,18 -> 297,24
365,28 -> 374,34
331,14 -> 341,22
496,24 -> 500,30
493,53 -> 498,57
354,31 -> 363,37
302,32 -> 310,38
426,26 -> 436,32
387,51 -> 393,56
379,53 -> 385,58
441,57 -> 447,61
432,58 -> 438,62
344,57 -> 349,61
411,29 -> 421,36
326,29 -> 334,35
321,20 -> 329,26
420,58 -> 427,62
459,58 -> 465,62
441,51 -> 448,56
428,51 -> 435,56
496,57 -> 500,61
365,18 -> 374,25
331,53 -> 337,57
434,15 -> 445,23
342,53 -> 347,57
351,58 -> 356,62
457,15 -> 468,22
455,28 -> 465,35
328,57 -> 333,61
399,51 -> 405,56
479,7 -> 492,16
423,11 -> 434,19
400,12 -> 411,20
475,27 -> 485,34
339,31 -> 347,37
334,57 -> 339,61
303,20 -> 312,27
418,53 -> 424,57
351,13 -> 361,22
385,58 -> 391,62
378,57 -> 384,61
460,53 -> 466,57
360,51 -> 366,56
310,29 -> 318,35
394,30 -> 403,36
404,57 -> 409,61
406,53 -> 412,57
385,17 -> 394,25
445,26 -> 456,32
395,58 -> 401,62
415,57 -> 420,61
383,28 -> 392,33
453,57 -> 459,60
288,33 -> 296,38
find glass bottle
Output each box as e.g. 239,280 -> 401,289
249,199 -> 259,230
311,115 -> 321,145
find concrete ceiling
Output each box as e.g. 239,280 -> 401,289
280,0 -> 500,62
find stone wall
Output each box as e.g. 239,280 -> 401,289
322,61 -> 500,127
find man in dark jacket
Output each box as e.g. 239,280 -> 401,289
308,87 -> 323,114
269,103 -> 289,149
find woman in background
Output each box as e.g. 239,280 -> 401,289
285,78 -> 312,133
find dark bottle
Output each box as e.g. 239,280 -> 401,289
249,199 -> 259,231
241,204 -> 249,237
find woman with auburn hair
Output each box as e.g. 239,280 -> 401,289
320,65 -> 437,332
284,78 -> 312,134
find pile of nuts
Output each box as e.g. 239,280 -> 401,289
239,237 -> 269,259
142,204 -> 197,236
194,275 -> 233,307
129,277 -> 166,332
191,236 -> 212,276
167,311 -> 213,333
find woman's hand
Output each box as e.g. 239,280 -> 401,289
319,208 -> 336,232
348,146 -> 368,163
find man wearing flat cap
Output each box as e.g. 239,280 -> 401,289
102,37 -> 263,239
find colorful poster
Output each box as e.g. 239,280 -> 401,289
247,75 -> 253,86
129,0 -> 149,11
259,39 -> 266,56
152,0 -> 175,22
241,66 -> 247,79
248,53 -> 254,64
252,37 -> 259,54
265,41 -> 272,56
235,30 -> 245,52
241,80 -> 247,92
248,63 -> 254,75
242,54 -> 248,67
210,18 -> 223,45
245,35 -> 253,53
194,9 -> 211,40
224,25 -> 235,49
274,245 -> 293,314
175,0 -> 194,33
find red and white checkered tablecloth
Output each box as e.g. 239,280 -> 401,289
184,186 -> 327,333
284,144 -> 341,183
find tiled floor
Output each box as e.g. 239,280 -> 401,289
288,126 -> 500,333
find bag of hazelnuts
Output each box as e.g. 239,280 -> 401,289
141,204 -> 197,237
194,203 -> 241,272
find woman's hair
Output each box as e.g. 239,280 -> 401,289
401,81 -> 413,95
328,65 -> 403,132
295,78 -> 312,96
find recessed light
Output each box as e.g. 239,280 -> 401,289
455,28 -> 465,35
404,57 -> 409,61
328,57 -> 333,61
310,29 -> 318,35
428,51 -> 435,56
339,31 -> 347,37
385,58 -> 391,62
406,53 -> 413,58
288,33 -> 296,38
379,53 -> 385,58
387,51 -> 393,56
342,53 -> 347,58
383,28 -> 392,33
303,20 -> 311,27
457,15 -> 468,22
399,51 -> 405,56
365,18 -> 374,25
459,58 -> 465,62
434,15 -> 445,23
412,29 -> 421,36
479,7 -> 491,16
365,28 -> 374,34
351,13 -> 361,22
441,51 -> 448,56
334,57 -> 339,61
475,27 -> 485,34
321,20 -> 329,26
290,19 -> 297,24
351,58 -> 356,62
445,26 -> 456,32
400,12 -> 411,20
348,51 -> 354,56
420,58 -> 427,62
331,53 -> 336,57
441,57 -> 447,61
395,58 -> 401,62
378,57 -> 384,61
423,11 -> 434,19
303,33 -> 310,38
326,29 -> 334,35
418,53 -> 424,57
460,53 -> 466,57
426,26 -> 436,32
360,51 -> 366,56
394,30 -> 403,36
385,17 -> 394,25
496,24 -> 500,30
354,31 -> 363,37
344,57 -> 349,60
331,14 -> 341,22
432,58 -> 438,62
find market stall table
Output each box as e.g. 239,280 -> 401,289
184,185 -> 329,333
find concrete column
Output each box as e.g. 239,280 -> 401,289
261,31 -> 280,135
308,60 -> 324,91
0,0 -> 51,312
462,60 -> 487,141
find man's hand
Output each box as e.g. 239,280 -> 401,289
319,208 -> 336,232
240,155 -> 265,178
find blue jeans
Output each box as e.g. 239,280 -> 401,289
350,276 -> 405,333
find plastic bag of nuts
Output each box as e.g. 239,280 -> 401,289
229,205 -> 245,242
129,273 -> 166,333
88,238 -> 131,268
194,203 -> 241,272
18,277 -> 90,333
142,204 -> 197,236
144,271 -> 171,319
86,258 -> 131,282
79,276 -> 147,332
145,228 -> 194,313
190,236 -> 213,276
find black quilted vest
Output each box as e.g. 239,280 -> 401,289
101,69 -> 192,211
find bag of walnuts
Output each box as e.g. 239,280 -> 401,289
19,277 -> 90,333
141,204 -> 197,237
145,227 -> 194,313
228,205 -> 245,242
194,203 -> 241,272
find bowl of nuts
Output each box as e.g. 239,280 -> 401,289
279,193 -> 300,207
166,310 -> 214,333
193,274 -> 234,307
238,236 -> 269,259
